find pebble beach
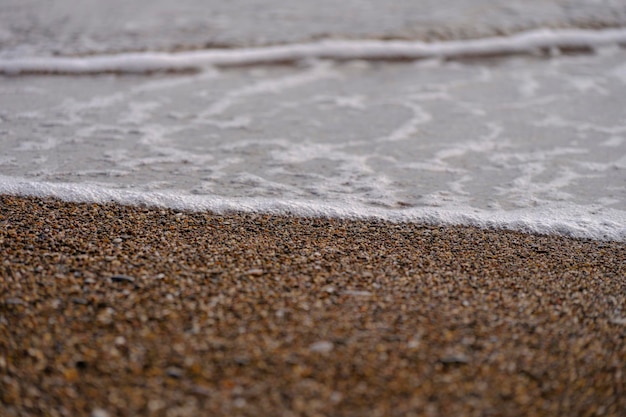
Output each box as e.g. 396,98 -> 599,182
1,195 -> 625,416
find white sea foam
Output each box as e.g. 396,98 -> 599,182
1,28 -> 626,74
1,176 -> 624,241
1,30 -> 625,242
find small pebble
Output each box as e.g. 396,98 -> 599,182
439,354 -> 470,365
91,409 -> 110,417
309,341 -> 334,354
110,274 -> 135,283
342,290 -> 372,297
166,367 -> 183,378
71,297 -> 88,305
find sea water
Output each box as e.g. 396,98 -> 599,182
1,1 -> 625,241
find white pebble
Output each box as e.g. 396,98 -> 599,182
91,409 -> 110,417
309,341 -> 334,353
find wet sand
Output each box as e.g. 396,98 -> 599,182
1,195 -> 625,416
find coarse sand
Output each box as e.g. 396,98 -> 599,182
1,195 -> 625,417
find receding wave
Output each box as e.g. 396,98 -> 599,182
2,28 -> 626,75
1,176 -> 624,241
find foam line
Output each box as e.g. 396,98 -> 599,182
2,28 -> 626,74
1,176 -> 624,242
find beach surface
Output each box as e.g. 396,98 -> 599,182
1,195 -> 625,416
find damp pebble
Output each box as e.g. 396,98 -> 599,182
110,274 -> 135,283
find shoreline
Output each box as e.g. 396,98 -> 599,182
1,178 -> 624,243
1,195 -> 625,416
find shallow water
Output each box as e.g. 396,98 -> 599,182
0,1 -> 625,240
2,0 -> 626,56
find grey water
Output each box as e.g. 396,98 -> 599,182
1,0 -> 625,240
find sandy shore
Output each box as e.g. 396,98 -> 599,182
1,195 -> 625,416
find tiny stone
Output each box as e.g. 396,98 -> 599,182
165,367 -> 183,378
4,298 -> 24,305
246,268 -> 264,276
148,399 -> 165,412
330,391 -> 343,404
190,385 -> 212,396
110,274 -> 135,283
609,317 -> 626,325
112,238 -> 123,243
407,338 -> 421,349
309,341 -> 334,354
439,354 -> 470,365
235,357 -> 250,365
342,290 -> 372,297
91,408 -> 110,417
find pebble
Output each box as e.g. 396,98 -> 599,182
309,341 -> 334,354
109,274 -> 135,283
439,354 -> 470,365
165,367 -> 183,378
91,409 -> 110,417
342,290 -> 372,296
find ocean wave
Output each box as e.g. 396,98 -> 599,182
2,28 -> 626,75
